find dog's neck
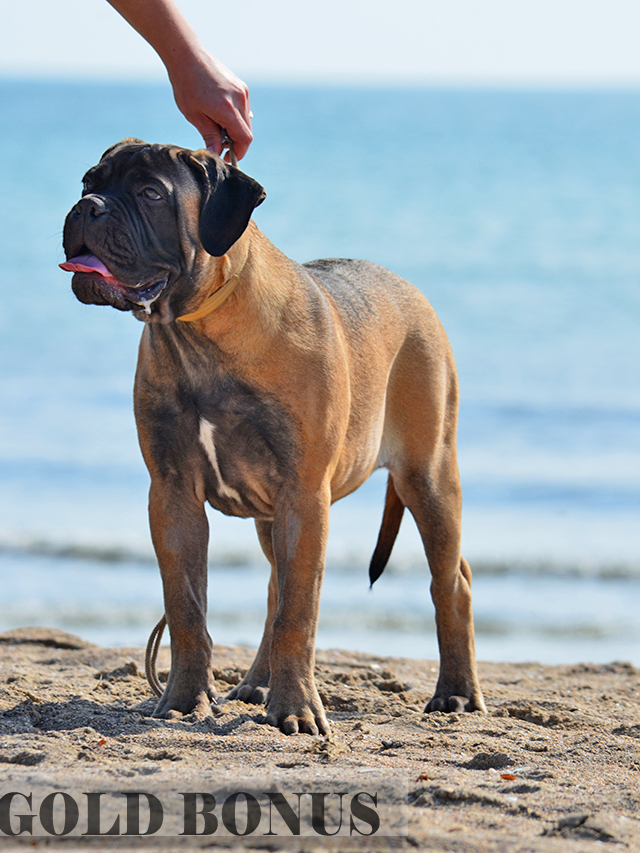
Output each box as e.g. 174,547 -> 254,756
190,222 -> 303,353
177,274 -> 241,323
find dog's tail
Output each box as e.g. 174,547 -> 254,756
369,475 -> 405,587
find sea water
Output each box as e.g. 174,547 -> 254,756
1,80 -> 640,663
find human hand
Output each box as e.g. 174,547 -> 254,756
168,47 -> 253,160
105,0 -> 254,160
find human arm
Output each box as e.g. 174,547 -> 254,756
106,0 -> 253,159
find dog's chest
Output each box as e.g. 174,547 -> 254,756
194,394 -> 292,518
138,366 -> 298,519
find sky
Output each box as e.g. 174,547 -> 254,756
4,0 -> 640,86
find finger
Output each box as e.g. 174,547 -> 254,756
230,128 -> 253,161
221,121 -> 253,161
226,91 -> 253,159
191,108 -> 252,160
201,116 -> 252,161
198,120 -> 223,155
217,103 -> 252,160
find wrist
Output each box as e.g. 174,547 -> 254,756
156,29 -> 207,76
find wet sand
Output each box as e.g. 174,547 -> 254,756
0,627 -> 639,850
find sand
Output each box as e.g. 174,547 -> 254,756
0,626 -> 639,850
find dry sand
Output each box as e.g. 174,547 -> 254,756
0,627 -> 639,850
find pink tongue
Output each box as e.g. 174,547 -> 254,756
59,254 -> 115,280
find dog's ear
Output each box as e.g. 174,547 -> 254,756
186,150 -> 266,257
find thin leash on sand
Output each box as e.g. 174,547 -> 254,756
145,615 -> 166,697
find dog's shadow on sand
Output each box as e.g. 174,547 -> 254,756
0,696 -> 266,739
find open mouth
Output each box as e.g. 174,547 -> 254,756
59,253 -> 168,314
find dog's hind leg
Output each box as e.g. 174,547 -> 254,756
392,451 -> 486,713
394,468 -> 486,713
382,315 -> 485,711
226,520 -> 275,705
383,332 -> 486,714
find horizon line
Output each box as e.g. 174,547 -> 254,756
4,71 -> 640,92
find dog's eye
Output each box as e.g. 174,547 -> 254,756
82,179 -> 92,193
140,187 -> 163,201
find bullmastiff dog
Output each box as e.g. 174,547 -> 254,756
60,139 -> 486,734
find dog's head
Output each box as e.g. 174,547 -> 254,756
60,139 -> 266,323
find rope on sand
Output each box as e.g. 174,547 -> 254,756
145,614 -> 167,697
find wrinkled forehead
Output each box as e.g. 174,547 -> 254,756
84,143 -> 197,192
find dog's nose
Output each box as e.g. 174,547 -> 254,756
73,195 -> 108,219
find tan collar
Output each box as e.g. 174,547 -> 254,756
176,274 -> 240,323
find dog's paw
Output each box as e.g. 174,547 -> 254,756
263,686 -> 331,736
153,686 -> 217,719
424,692 -> 487,714
226,682 -> 269,705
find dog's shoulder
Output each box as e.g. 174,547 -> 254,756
303,257 -> 389,285
302,257 -> 429,330
303,257 -> 420,299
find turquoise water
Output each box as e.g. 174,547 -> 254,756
1,80 -> 640,662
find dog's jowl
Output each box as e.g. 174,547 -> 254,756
60,139 -> 486,735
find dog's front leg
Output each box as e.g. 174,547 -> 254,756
264,490 -> 331,736
148,480 -> 217,718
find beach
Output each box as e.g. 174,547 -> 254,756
0,627 -> 639,849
